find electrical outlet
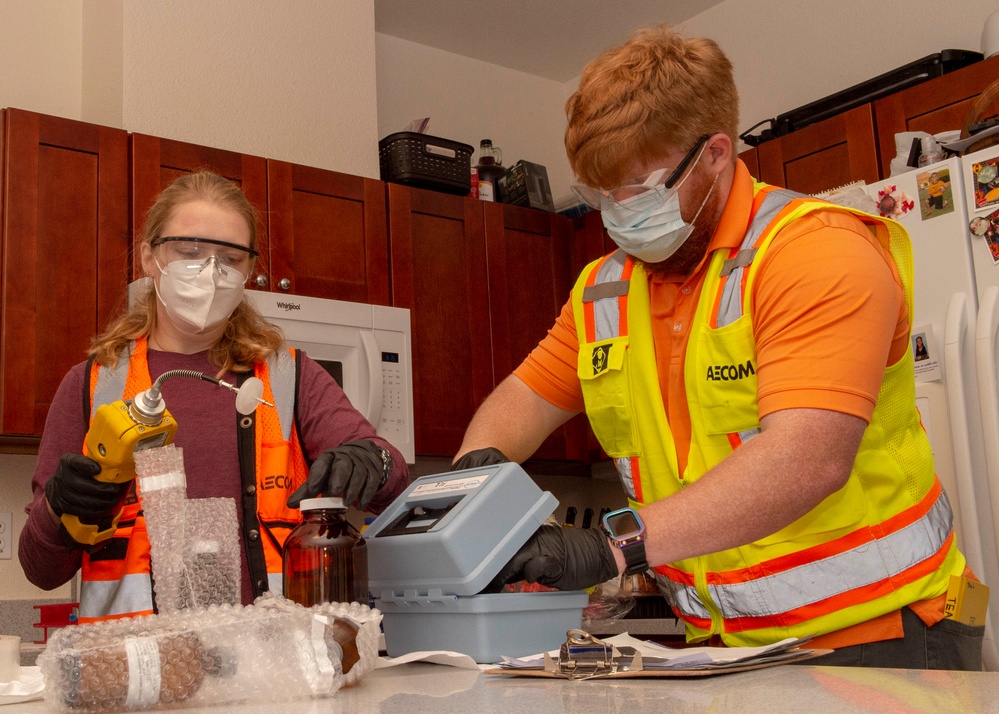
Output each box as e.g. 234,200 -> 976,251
0,511 -> 11,559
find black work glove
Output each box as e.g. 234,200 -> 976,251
483,524 -> 619,593
450,447 -> 508,471
45,453 -> 130,550
45,453 -> 125,519
288,439 -> 391,511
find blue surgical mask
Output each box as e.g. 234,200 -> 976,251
602,171 -> 719,264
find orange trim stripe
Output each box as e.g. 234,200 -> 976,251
630,456 -> 643,504
618,256 -> 635,338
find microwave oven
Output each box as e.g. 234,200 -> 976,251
128,280 -> 415,463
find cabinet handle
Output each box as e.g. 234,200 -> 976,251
278,278 -> 291,291
254,275 -> 268,288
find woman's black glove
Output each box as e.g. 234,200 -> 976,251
483,524 -> 619,593
44,453 -> 130,549
287,439 -> 391,511
450,447 -> 509,471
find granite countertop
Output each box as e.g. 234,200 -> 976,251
6,661 -> 999,713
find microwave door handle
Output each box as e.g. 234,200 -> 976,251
359,331 -> 384,427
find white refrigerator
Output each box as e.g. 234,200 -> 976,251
864,153 -> 999,669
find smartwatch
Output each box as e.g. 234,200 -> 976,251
602,507 -> 650,576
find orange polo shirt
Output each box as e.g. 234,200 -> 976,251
515,160 -> 962,649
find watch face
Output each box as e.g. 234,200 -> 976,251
603,509 -> 643,540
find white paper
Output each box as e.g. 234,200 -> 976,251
376,650 -> 482,670
0,666 -> 44,706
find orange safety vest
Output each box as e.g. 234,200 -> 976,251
78,338 -> 309,622
573,183 -> 965,645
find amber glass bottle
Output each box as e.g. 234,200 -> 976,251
283,497 -> 368,606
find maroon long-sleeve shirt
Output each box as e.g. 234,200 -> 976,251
19,347 -> 409,604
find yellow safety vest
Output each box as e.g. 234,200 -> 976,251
573,183 -> 966,646
78,337 -> 309,621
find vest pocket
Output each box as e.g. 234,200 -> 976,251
578,337 -> 640,457
694,317 -> 761,435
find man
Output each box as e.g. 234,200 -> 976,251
452,24 -> 982,669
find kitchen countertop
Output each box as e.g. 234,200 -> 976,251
6,661 -> 999,713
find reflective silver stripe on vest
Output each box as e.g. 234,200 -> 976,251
657,488 -> 954,622
268,349 -> 296,441
268,572 -> 283,595
585,252 -> 629,342
91,345 -> 134,420
615,457 -> 637,501
715,189 -> 805,328
79,572 -> 154,619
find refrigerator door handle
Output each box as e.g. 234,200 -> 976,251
977,285 -> 999,539
943,293 -> 987,572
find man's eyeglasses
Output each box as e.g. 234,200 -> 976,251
152,236 -> 258,273
570,135 -> 710,213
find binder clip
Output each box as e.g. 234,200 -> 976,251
543,629 -> 644,680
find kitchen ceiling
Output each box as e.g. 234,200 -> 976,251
374,0 -> 727,82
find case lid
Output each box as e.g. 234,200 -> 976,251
363,463 -> 557,598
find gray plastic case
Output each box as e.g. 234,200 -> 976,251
363,463 -> 589,662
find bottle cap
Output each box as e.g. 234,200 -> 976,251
299,497 -> 346,511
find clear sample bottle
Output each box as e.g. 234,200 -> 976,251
283,497 -> 368,607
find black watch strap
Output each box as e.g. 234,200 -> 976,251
621,539 -> 650,575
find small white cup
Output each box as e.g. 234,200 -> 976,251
0,635 -> 20,683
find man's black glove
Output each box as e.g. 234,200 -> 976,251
45,453 -> 130,550
450,447 -> 508,471
483,524 -> 619,593
288,439 -> 391,511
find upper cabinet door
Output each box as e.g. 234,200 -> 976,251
129,133 -> 267,281
387,183 -> 491,457
875,55 -> 999,176
0,109 -> 128,437
758,104 -> 880,193
265,160 -> 389,303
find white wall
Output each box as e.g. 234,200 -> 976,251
0,1 -> 82,119
118,1 -> 380,178
680,0 -> 999,151
375,34 -> 570,200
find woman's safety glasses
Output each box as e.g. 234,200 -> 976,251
152,236 -> 258,275
570,135 -> 709,214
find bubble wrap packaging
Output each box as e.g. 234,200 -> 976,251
134,445 -> 241,612
38,594 -> 382,711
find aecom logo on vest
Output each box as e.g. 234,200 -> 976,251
705,360 -> 755,381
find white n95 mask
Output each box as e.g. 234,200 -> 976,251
601,171 -> 719,264
154,256 -> 246,333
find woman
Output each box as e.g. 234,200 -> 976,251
19,171 -> 409,620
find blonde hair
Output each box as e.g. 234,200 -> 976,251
565,24 -> 739,188
90,170 -> 283,374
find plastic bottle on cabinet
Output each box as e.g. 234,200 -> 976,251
283,497 -> 368,607
475,139 -> 504,202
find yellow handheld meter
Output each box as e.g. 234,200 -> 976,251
63,387 -> 178,548
83,401 -> 177,485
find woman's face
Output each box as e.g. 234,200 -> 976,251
141,200 -> 252,277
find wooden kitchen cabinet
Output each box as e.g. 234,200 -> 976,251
875,54 -> 999,176
484,201 -> 589,461
387,183 -> 492,457
758,103 -> 880,193
739,146 -> 760,179
0,109 -> 129,439
265,160 -> 389,304
129,133 -> 267,280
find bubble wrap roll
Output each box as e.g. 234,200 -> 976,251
38,596 -> 382,711
135,445 -> 188,615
